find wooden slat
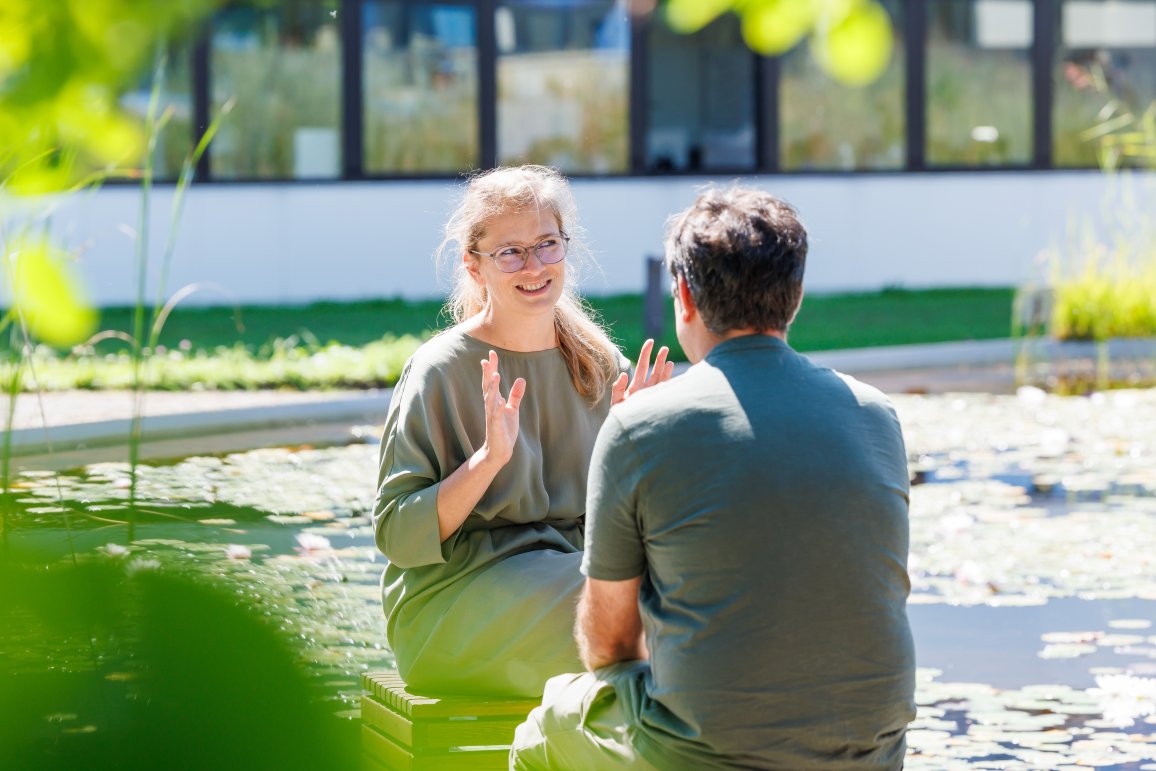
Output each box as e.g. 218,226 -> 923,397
360,671 -> 538,719
362,724 -> 510,771
361,694 -> 414,747
361,723 -> 414,771
362,694 -> 526,750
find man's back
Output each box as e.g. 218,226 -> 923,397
585,334 -> 916,769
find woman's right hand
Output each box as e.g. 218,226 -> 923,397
480,350 -> 526,466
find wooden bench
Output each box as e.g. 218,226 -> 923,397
360,671 -> 539,771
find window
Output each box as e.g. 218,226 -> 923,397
363,3 -> 478,174
119,45 -> 195,180
209,1 -> 342,179
645,15 -> 755,172
1054,0 -> 1156,167
926,0 -> 1033,166
495,0 -> 629,173
779,0 -> 906,171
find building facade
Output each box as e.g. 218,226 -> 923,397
42,0 -> 1156,305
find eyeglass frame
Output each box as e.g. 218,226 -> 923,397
468,233 -> 570,273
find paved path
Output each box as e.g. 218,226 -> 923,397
1,389 -> 380,431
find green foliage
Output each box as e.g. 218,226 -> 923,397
17,335 -> 424,392
2,236 -> 97,347
0,0 -> 221,192
1047,244 -> 1156,342
663,0 -> 894,87
0,561 -> 358,771
1022,94 -> 1156,343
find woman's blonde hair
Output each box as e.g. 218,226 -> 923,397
439,165 -> 620,403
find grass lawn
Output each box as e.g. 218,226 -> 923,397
84,287 -> 1016,358
2,287 -> 1016,391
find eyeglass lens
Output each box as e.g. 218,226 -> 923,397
494,238 -> 566,272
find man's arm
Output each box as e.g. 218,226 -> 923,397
576,576 -> 647,671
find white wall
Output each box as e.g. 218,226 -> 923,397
12,170 -> 1154,307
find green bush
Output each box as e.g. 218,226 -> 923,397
1049,246 -> 1156,341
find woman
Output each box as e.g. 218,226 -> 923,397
374,165 -> 672,697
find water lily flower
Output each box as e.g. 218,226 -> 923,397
225,544 -> 252,561
1088,674 -> 1156,727
101,543 -> 130,558
126,558 -> 161,574
294,533 -> 332,557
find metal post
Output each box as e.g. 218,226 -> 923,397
644,255 -> 665,342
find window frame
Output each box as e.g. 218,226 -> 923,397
109,0 -> 1125,186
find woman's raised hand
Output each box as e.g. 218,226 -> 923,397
480,350 -> 526,465
611,338 -> 674,406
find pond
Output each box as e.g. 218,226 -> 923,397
4,388 -> 1156,769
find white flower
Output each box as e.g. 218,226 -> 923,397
1016,385 -> 1047,405
1088,674 -> 1156,727
954,560 -> 989,586
294,533 -> 332,557
225,544 -> 252,561
126,558 -> 161,575
101,543 -> 130,558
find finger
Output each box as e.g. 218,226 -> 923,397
610,372 -> 628,405
663,361 -> 675,381
506,377 -> 527,411
480,358 -> 491,394
649,346 -> 670,385
484,370 -> 501,410
631,339 -> 654,391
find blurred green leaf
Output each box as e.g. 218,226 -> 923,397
0,562 -> 359,771
664,0 -> 733,33
741,0 -> 818,55
0,0 -> 223,193
4,236 -> 98,347
812,0 -> 893,87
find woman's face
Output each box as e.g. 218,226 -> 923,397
466,205 -> 566,325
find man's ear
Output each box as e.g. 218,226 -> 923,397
676,274 -> 696,322
786,288 -> 804,327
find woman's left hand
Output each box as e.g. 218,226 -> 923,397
611,338 -> 674,405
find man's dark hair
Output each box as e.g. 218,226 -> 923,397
665,186 -> 808,335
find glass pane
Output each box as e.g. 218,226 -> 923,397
210,1 -> 342,179
119,45 -> 194,180
363,3 -> 478,173
780,1 -> 905,171
1054,0 -> 1156,167
927,1 -> 1033,166
646,16 -> 754,172
496,0 -> 629,174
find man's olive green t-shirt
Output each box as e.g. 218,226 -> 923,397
582,335 -> 916,770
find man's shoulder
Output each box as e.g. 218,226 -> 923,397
829,368 -> 900,413
610,364 -> 711,422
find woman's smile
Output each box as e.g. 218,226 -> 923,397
516,278 -> 552,295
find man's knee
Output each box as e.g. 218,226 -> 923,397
509,672 -> 590,770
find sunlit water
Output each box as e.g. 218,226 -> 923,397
5,388 -> 1156,769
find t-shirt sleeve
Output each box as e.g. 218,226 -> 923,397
582,411 -> 646,580
373,361 -> 451,569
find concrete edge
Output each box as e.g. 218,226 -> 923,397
9,336 -> 1155,459
7,392 -> 393,458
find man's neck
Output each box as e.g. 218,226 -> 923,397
692,328 -> 786,363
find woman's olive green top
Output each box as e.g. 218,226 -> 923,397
373,326 -> 619,696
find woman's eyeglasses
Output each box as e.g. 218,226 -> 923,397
469,235 -> 569,273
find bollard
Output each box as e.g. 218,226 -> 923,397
644,255 -> 665,342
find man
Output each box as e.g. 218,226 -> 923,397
509,186 -> 916,770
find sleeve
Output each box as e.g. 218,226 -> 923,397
581,411 -> 646,581
373,360 -> 453,569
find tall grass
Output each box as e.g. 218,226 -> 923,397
1015,92 -> 1156,390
